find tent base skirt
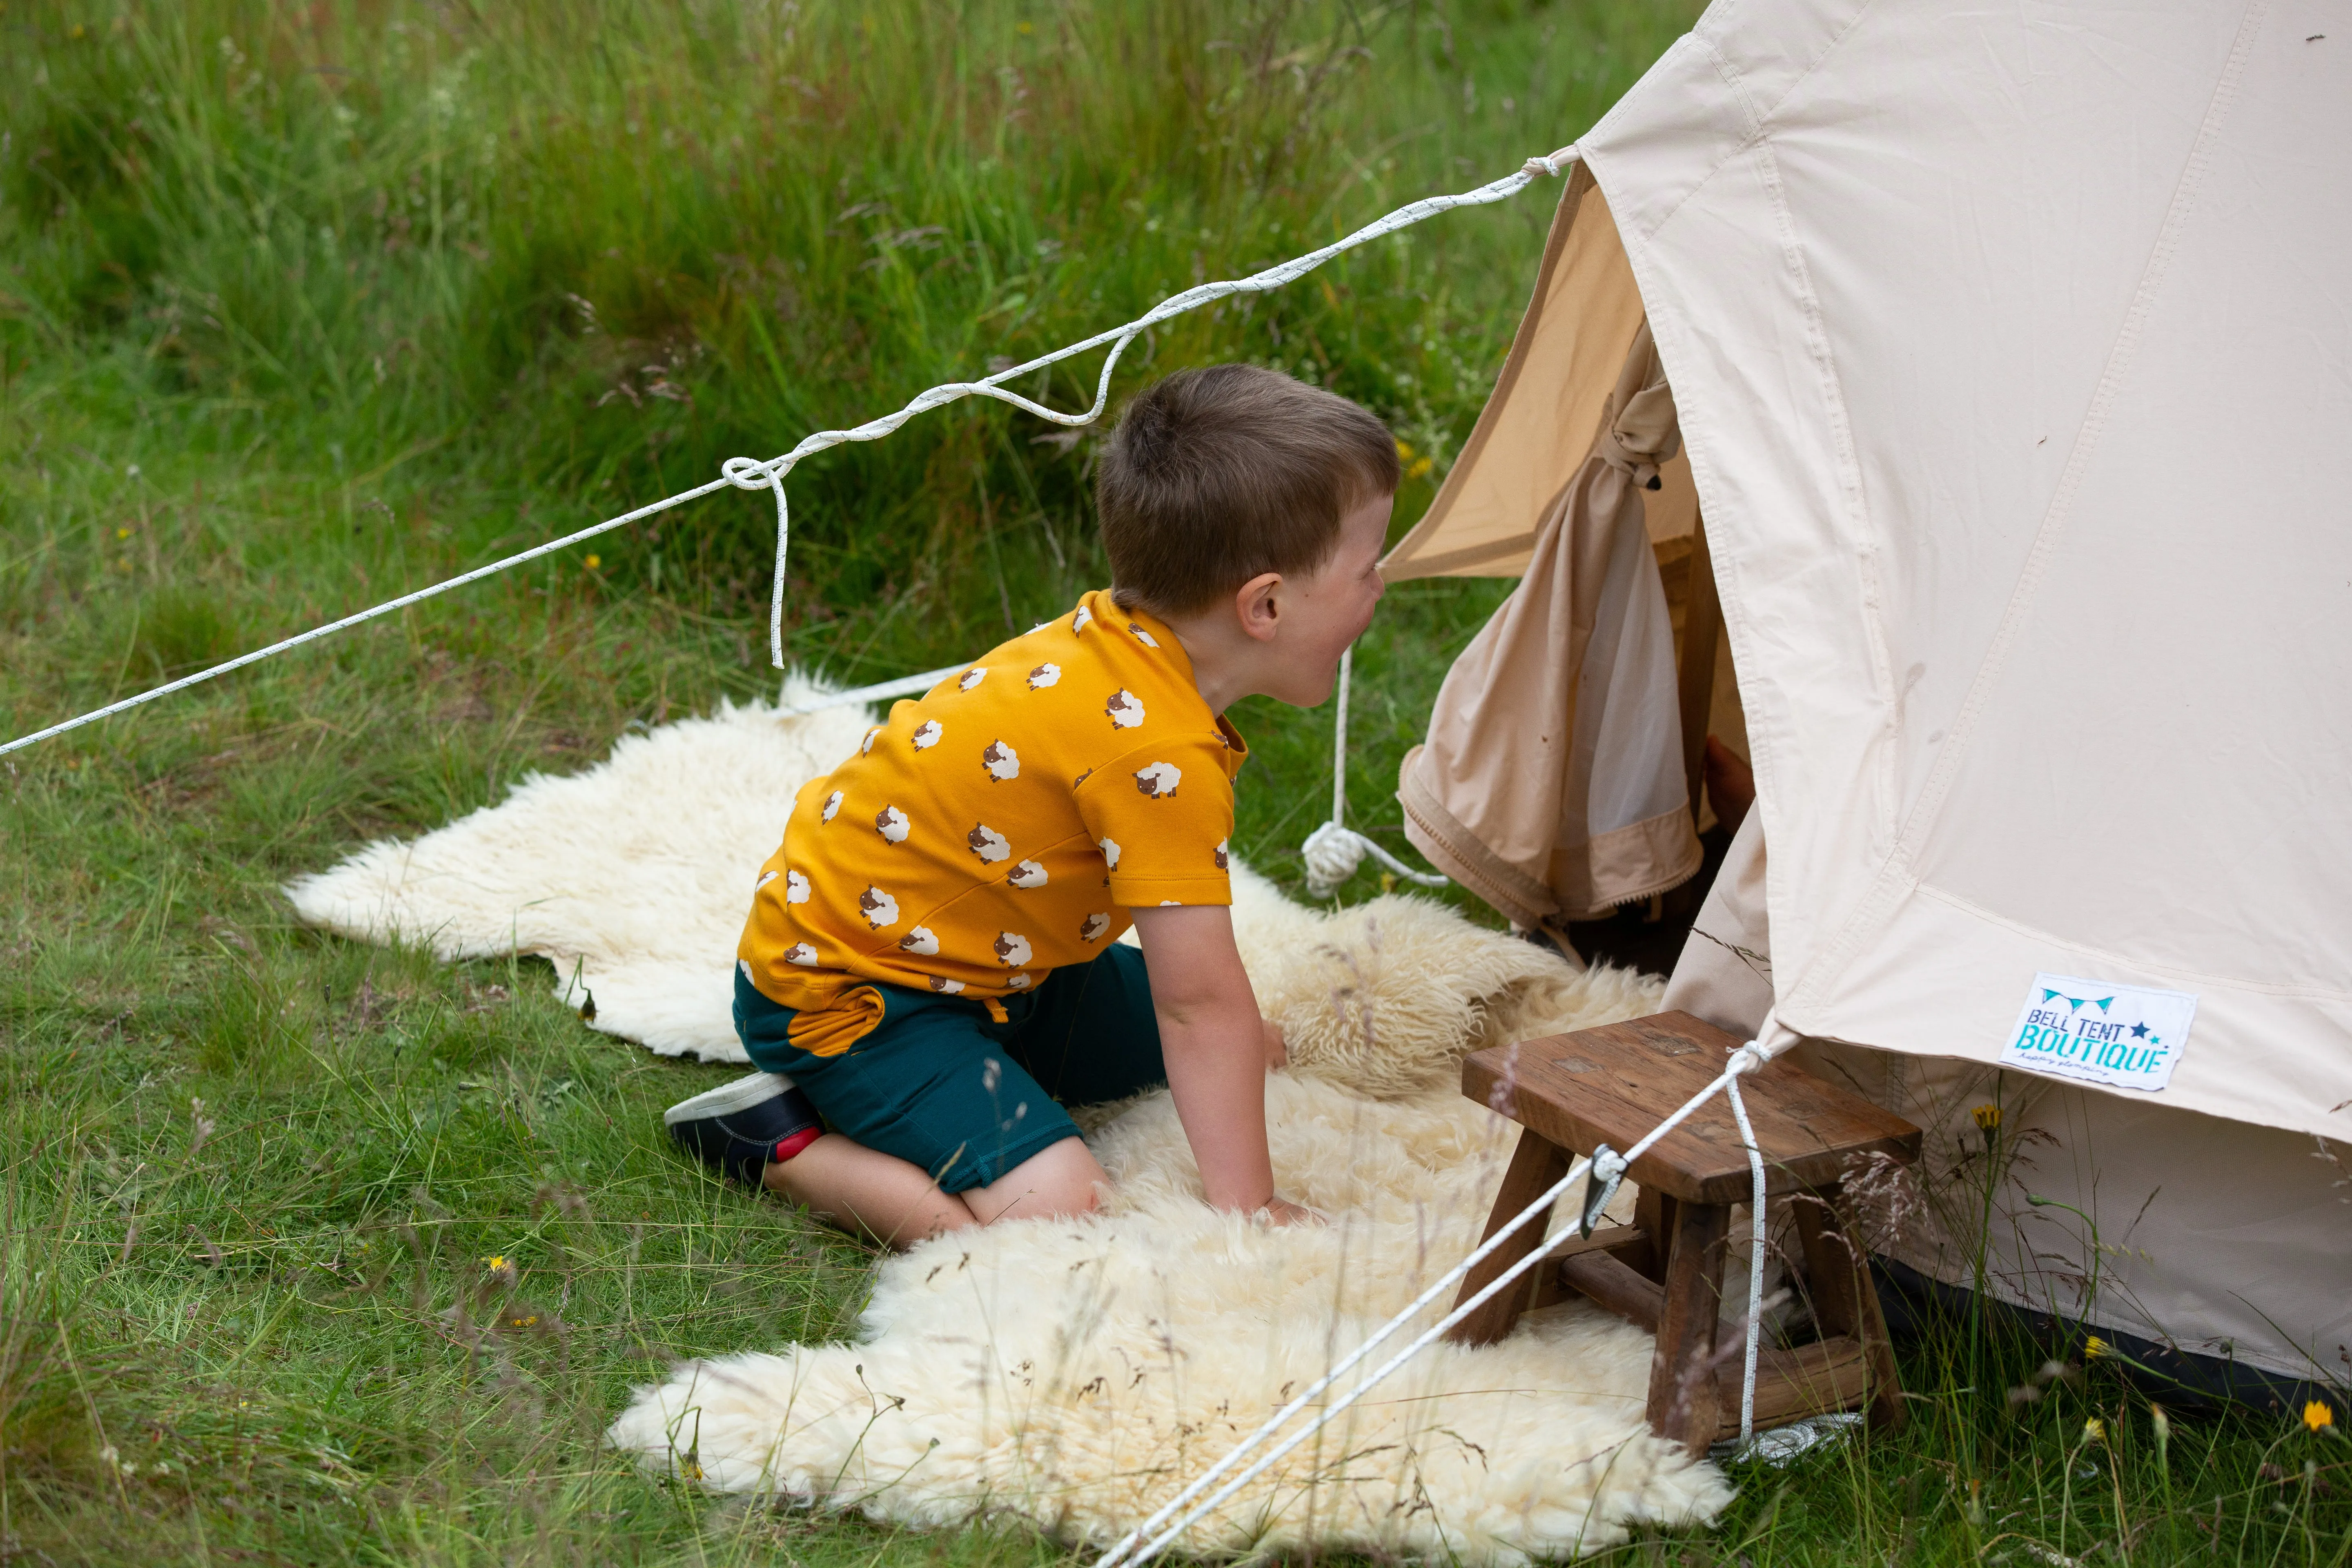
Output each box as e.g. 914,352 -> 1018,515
1870,1257 -> 2334,1415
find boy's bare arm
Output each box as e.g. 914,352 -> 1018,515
1128,904 -> 1314,1223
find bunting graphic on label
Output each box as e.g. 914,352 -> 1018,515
1998,972 -> 2196,1094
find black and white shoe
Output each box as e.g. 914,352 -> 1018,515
664,1073 -> 824,1185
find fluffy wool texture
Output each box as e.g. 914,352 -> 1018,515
287,681 -> 1735,1559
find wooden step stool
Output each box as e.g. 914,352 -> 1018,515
1446,1011 -> 1922,1454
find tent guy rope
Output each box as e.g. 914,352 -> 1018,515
1090,1031 -> 1789,1568
0,147 -> 1579,762
1302,644 -> 1451,897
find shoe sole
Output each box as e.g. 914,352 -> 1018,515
663,1070 -> 799,1127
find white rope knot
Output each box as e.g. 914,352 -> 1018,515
1726,1040 -> 1770,1076
1301,822 -> 1448,899
1301,820 -> 1364,898
1523,145 -> 1580,178
1298,645 -> 1450,898
719,457 -> 796,669
719,455 -> 784,490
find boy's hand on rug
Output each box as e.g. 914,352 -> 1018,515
1259,1195 -> 1326,1227
1131,904 -> 1287,1218
1262,1016 -> 1289,1070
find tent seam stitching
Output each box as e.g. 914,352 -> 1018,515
1912,882 -> 2352,1004
1628,0 -> 1886,245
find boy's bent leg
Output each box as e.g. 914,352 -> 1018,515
764,1133 -> 978,1250
962,1135 -> 1108,1225
735,970 -> 1095,1228
1006,945 -> 1167,1107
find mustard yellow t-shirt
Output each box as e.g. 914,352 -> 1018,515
738,590 -> 1247,1056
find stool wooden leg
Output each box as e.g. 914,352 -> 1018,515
1645,1198 -> 1730,1454
1446,1128 -> 1572,1347
1630,1185 -> 1675,1282
1794,1190 -> 1906,1433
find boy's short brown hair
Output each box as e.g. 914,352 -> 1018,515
1096,364 -> 1398,616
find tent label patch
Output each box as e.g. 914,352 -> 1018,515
1998,973 -> 2196,1094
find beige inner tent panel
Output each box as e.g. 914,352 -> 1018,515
1382,169 -> 1745,870
1385,170 -> 1702,585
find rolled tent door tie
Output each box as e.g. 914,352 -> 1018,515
1398,319 -> 1702,934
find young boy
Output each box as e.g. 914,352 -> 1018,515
664,364 -> 1397,1247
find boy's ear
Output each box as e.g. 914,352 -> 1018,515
1234,571 -> 1284,644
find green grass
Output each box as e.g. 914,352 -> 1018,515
2,1 -> 2347,1563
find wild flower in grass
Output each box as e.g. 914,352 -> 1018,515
2305,1399 -> 2334,1434
585,554 -> 602,570
2082,1417 -> 2105,1444
484,1254 -> 518,1285
2084,1334 -> 2109,1360
1971,1102 -> 2002,1132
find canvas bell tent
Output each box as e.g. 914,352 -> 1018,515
1386,0 -> 2351,1390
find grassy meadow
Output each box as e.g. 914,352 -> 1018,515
2,1 -> 2346,1563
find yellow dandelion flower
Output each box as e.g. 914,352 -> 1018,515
484,1254 -> 517,1283
584,554 -> 601,570
2082,1417 -> 2105,1444
2305,1400 -> 2334,1434
2085,1335 -> 2109,1360
1408,456 -> 1434,480
1971,1103 -> 2002,1132
1395,438 -> 1417,461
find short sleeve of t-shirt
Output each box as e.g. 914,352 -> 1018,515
1074,733 -> 1238,907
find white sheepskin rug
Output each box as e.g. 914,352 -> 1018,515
287,679 -> 1736,1560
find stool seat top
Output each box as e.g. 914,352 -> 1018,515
1462,1011 -> 1921,1203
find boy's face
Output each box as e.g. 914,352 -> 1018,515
1261,491 -> 1392,707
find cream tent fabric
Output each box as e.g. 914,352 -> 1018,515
1398,1 -> 2351,1380
1665,818 -> 2352,1386
1395,0 -> 2352,1145
1397,323 -> 1701,932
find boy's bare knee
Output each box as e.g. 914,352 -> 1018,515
967,1138 -> 1108,1225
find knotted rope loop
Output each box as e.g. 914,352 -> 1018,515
1523,145 -> 1581,178
719,455 -> 786,491
1298,644 -> 1449,897
722,456 -> 796,669
1301,821 -> 1446,899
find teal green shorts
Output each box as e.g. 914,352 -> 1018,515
732,944 -> 1165,1194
